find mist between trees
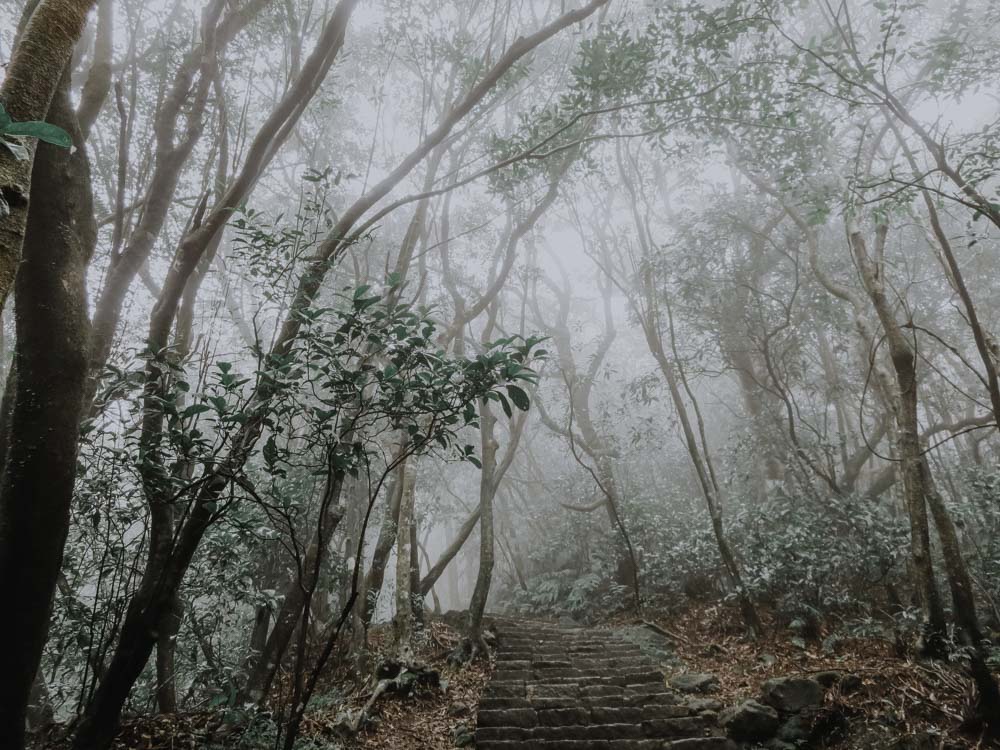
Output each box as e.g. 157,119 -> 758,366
0,0 -> 999,748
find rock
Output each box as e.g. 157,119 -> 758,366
451,720 -> 474,747
822,634 -> 844,655
664,739 -> 739,749
777,713 -> 812,742
670,672 -> 720,693
720,699 -> 780,741
685,697 -> 724,713
447,701 -> 471,717
760,676 -> 823,712
789,618 -> 808,636
758,652 -> 778,667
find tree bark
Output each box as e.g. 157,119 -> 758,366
242,468 -> 346,706
849,225 -> 949,657
393,465 -> 417,655
0,0 -> 96,311
362,459 -> 405,626
467,399 -> 498,647
0,71 -> 96,750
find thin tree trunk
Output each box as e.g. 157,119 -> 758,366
922,462 -> 1000,730
467,399 -> 498,648
419,505 -> 481,597
242,468 -> 346,705
393,466 -> 416,655
849,225 -> 949,657
362,459 -> 405,626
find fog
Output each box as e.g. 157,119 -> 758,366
1,0 -> 999,748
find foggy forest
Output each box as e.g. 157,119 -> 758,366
1,0 -> 999,748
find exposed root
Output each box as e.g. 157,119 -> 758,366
336,660 -> 441,735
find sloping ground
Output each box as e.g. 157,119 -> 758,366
476,617 -> 733,749
637,604 -> 994,749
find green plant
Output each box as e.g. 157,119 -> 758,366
0,101 -> 73,161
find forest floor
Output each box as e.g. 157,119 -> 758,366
341,604 -> 997,750
34,605 -> 997,749
630,603 -> 994,749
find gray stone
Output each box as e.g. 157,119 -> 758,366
777,713 -> 812,742
669,672 -> 720,693
760,676 -> 824,712
720,699 -> 780,741
685,697 -> 724,713
452,721 -> 475,747
664,739 -> 739,749
759,652 -> 778,667
822,633 -> 845,655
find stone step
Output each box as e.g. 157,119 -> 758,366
498,657 -> 657,670
479,620 -> 697,750
475,739 -> 729,750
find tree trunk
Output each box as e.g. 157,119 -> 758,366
647,326 -> 762,638
849,226 -> 948,657
155,597 -> 183,713
242,469 -> 346,705
0,72 -> 95,750
393,466 -> 416,655
467,399 -> 498,647
362,459 -> 405,626
0,0 -> 96,311
419,505 -> 481,597
922,462 -> 1000,730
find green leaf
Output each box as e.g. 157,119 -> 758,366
0,103 -> 9,130
497,392 -> 513,419
506,384 -> 530,411
263,435 -> 280,467
182,404 -> 212,419
3,120 -> 73,148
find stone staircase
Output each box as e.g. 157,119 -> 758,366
475,619 -> 736,750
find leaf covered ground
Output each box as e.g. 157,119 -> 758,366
33,606 -> 998,749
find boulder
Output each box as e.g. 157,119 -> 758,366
760,676 -> 823,712
670,672 -> 720,693
777,713 -> 812,743
720,699 -> 780,741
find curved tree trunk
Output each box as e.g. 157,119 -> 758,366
849,226 -> 948,657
